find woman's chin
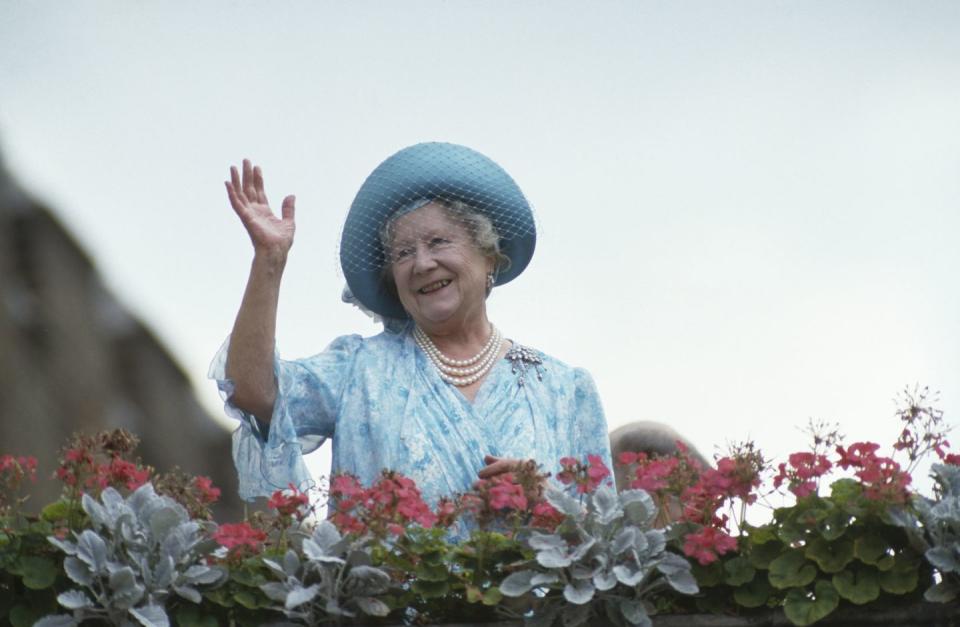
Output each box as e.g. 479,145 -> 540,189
415,308 -> 458,327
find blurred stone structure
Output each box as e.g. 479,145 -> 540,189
0,153 -> 242,519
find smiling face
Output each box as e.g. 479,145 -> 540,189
386,203 -> 494,330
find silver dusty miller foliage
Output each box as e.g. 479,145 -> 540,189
37,483 -> 225,627
499,484 -> 698,627
258,519 -> 392,624
895,463 -> 960,603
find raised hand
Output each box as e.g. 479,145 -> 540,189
225,159 -> 296,260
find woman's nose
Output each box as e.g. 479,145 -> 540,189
412,246 -> 438,272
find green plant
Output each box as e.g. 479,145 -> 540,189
37,484 -> 225,626
259,519 -> 392,622
893,462 -> 960,602
499,484 -> 698,627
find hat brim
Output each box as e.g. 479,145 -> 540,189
340,142 -> 536,320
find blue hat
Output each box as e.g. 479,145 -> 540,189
340,142 -> 536,320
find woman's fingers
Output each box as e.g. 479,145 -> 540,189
477,456 -> 521,479
253,166 -> 268,205
228,160 -> 274,212
224,181 -> 246,218
281,195 -> 296,222
242,159 -> 257,200
230,166 -> 245,203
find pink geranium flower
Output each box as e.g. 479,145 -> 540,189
214,522 -> 267,552
682,526 -> 738,565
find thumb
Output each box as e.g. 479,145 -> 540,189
281,195 -> 296,222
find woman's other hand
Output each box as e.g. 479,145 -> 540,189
476,454 -> 525,481
225,159 -> 296,262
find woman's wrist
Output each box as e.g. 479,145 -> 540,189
251,247 -> 289,274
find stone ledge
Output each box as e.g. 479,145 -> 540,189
360,602 -> 959,627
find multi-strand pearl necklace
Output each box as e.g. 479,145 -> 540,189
414,325 -> 503,386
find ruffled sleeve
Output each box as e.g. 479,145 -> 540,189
208,334 -> 363,500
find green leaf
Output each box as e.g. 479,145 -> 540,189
832,565 -> 880,605
854,533 -> 892,566
418,548 -> 446,565
233,590 -> 262,609
768,550 -> 817,589
748,540 -> 785,570
783,580 -> 839,626
8,605 -> 42,627
466,585 -> 483,603
775,513 -> 808,545
694,587 -> 730,614
743,523 -> 779,545
229,568 -> 267,587
412,578 -> 449,598
733,576 -> 776,609
795,504 -> 830,529
723,556 -> 756,586
805,537 -> 854,573
201,588 -> 234,607
17,556 -> 58,590
817,509 -> 852,541
829,478 -> 862,505
40,500 -> 77,523
414,561 -> 448,582
878,552 -> 920,595
482,587 -> 502,606
691,560 -> 724,587
176,605 -> 219,627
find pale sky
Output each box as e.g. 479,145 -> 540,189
2,1 -> 958,498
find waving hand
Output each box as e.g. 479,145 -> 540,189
225,159 -> 296,259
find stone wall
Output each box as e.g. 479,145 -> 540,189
0,153 -> 243,520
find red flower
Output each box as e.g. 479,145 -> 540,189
108,458 -> 151,490
328,471 -> 438,536
487,474 -> 528,511
530,500 -> 565,531
64,449 -> 88,463
330,474 -> 364,499
773,452 -> 831,498
631,457 -> 679,492
214,522 -> 267,552
330,511 -> 366,535
682,526 -> 738,565
193,476 -> 221,504
855,456 -> 911,504
1,455 -> 37,483
557,455 -> 611,494
268,484 -> 310,518
556,457 -> 578,485
586,455 -> 610,488
55,467 -> 76,486
435,498 -> 458,527
835,442 -> 881,470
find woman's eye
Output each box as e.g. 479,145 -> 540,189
429,237 -> 450,247
394,247 -> 414,260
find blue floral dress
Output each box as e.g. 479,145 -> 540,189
210,324 -> 613,504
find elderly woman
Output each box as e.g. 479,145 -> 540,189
211,143 -> 612,503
